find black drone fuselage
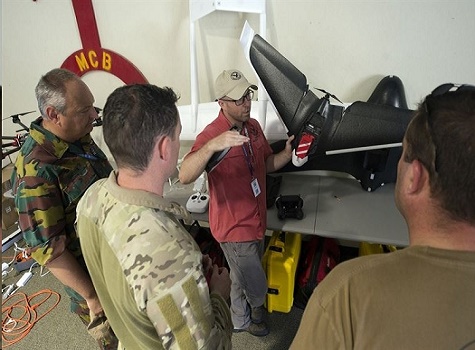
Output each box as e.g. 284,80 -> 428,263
248,34 -> 414,191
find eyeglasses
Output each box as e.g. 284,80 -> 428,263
220,90 -> 254,106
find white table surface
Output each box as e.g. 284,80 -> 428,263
164,171 -> 409,247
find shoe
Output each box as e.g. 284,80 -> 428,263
233,322 -> 269,337
251,306 -> 266,324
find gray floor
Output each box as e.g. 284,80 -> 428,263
2,243 -> 304,350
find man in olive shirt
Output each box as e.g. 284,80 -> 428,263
291,86 -> 475,349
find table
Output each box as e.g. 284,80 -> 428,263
266,172 -> 408,246
164,171 -> 409,247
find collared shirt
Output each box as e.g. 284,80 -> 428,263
189,111 -> 273,242
11,117 -> 113,265
76,171 -> 232,349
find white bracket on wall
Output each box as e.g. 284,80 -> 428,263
188,0 -> 267,132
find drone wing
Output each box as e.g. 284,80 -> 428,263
248,33 -> 309,137
328,102 -> 412,152
247,33 -> 413,156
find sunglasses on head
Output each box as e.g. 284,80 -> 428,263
423,83 -> 475,174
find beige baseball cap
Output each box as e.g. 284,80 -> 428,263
215,69 -> 257,100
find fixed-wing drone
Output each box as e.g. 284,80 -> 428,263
240,25 -> 415,192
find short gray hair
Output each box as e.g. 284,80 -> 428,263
35,68 -> 79,118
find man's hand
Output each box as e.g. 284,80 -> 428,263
202,254 -> 213,283
208,264 -> 231,301
179,129 -> 249,184
266,134 -> 296,173
207,130 -> 249,153
284,135 -> 295,159
86,295 -> 104,316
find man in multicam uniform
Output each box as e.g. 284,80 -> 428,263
76,84 -> 233,349
10,68 -> 118,349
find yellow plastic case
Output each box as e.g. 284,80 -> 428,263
262,231 -> 302,313
358,241 -> 398,256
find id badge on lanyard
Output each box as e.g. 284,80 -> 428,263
251,177 -> 261,197
242,125 -> 261,198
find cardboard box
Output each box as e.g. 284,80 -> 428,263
2,163 -> 14,199
2,164 -> 18,230
2,197 -> 18,230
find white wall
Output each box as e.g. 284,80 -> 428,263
2,0 -> 475,144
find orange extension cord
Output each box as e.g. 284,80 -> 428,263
2,290 -> 61,348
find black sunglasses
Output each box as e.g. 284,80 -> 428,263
423,83 -> 475,174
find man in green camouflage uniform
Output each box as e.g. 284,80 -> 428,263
11,68 -> 118,349
76,84 -> 233,349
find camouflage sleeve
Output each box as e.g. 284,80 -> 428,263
14,175 -> 68,265
126,212 -> 232,349
145,266 -> 232,350
208,292 -> 233,348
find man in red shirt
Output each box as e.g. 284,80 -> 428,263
180,69 -> 294,336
